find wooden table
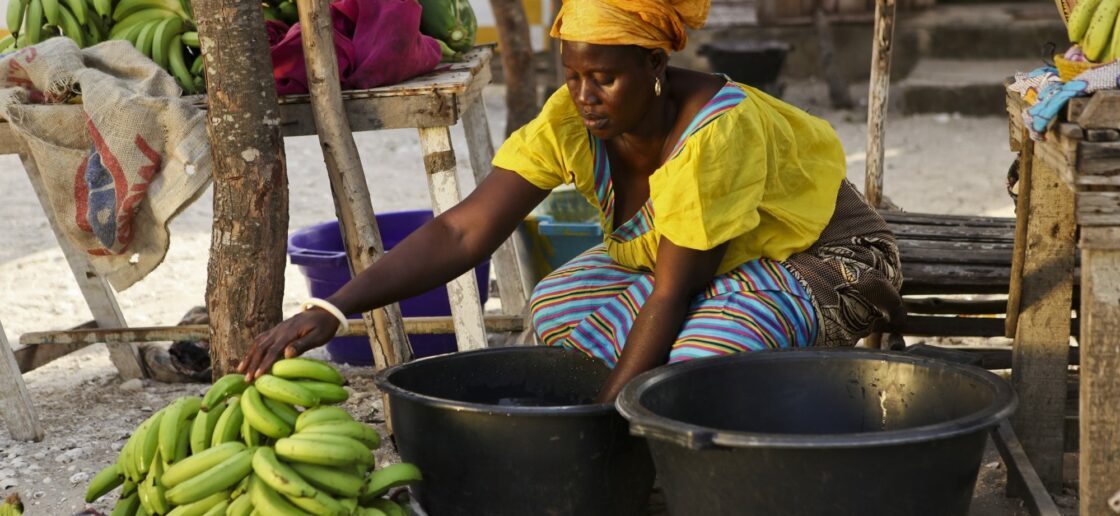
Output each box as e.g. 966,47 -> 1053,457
0,46 -> 531,441
1005,88 -> 1120,514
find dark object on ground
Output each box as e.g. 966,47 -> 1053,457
617,349 -> 1017,516
375,347 -> 655,516
698,40 -> 791,98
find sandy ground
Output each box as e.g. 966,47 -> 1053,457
0,80 -> 1077,515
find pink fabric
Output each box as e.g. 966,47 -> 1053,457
269,0 -> 441,95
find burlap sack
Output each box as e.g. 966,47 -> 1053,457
0,38 -> 211,290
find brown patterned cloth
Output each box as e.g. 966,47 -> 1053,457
782,180 -> 904,347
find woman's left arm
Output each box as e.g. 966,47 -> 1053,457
596,238 -> 727,402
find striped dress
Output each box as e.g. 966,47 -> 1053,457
528,84 -> 819,367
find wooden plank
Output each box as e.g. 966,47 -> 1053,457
879,210 -> 1017,228
894,315 -> 1006,337
17,146 -> 147,381
1068,97 -> 1090,122
1076,231 -> 1120,516
1077,140 -> 1120,178
1074,90 -> 1120,130
1085,128 -> 1120,142
297,0 -> 412,369
992,422 -> 1064,516
887,224 -> 1015,242
863,0 -> 896,209
1076,191 -> 1120,226
903,297 -> 1008,315
900,263 -> 1011,295
460,96 -> 530,318
897,245 -> 1013,266
418,126 -> 488,351
1058,123 -> 1085,141
1011,154 -> 1078,491
0,319 -> 44,441
1008,136 -> 1035,337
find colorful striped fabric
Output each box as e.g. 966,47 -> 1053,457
528,82 -> 817,367
530,246 -> 818,366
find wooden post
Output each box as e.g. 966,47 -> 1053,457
418,126 -> 489,351
294,0 -> 411,368
865,0 -> 896,209
1010,155 -> 1077,492
0,320 -> 44,441
194,0 -> 290,377
488,0 -> 539,135
1077,228 -> 1120,515
1006,140 -> 1034,338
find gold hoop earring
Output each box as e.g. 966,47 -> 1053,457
654,77 -> 662,97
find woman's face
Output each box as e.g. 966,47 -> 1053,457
561,41 -> 663,139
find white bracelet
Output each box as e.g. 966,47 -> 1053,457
301,298 -> 350,337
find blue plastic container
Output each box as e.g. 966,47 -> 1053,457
288,210 -> 490,365
536,218 -> 604,271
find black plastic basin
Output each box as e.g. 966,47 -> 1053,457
374,347 -> 655,516
616,349 -> 1017,516
699,39 -> 791,95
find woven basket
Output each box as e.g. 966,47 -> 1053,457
1056,54 -> 1101,82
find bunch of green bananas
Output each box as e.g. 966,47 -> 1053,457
2,0 -> 113,52
260,0 -> 297,26
105,0 -> 203,93
85,357 -> 422,516
1068,0 -> 1120,62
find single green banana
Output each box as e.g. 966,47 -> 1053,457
251,447 -> 318,498
262,396 -> 299,428
298,420 -> 380,449
192,73 -> 204,93
271,358 -> 345,385
61,0 -> 85,24
289,463 -> 364,498
40,0 -> 59,24
294,380 -> 349,405
85,463 -> 125,503
177,0 -> 191,19
107,8 -> 171,39
122,479 -> 139,498
92,0 -> 111,18
56,4 -> 84,45
211,395 -> 244,447
0,34 -> 15,52
288,489 -> 348,516
1083,0 -> 1120,61
226,494 -> 254,516
363,499 -> 406,516
166,490 -> 229,516
159,396 -> 202,463
135,18 -> 158,58
163,441 -> 247,488
294,406 -> 352,432
355,507 -> 388,516
142,459 -> 170,515
110,491 -> 141,516
241,415 -> 261,447
248,475 -> 306,516
165,448 -> 254,505
24,0 -> 42,44
241,386 -> 293,439
255,374 -> 320,408
112,0 -> 181,20
167,33 -> 194,92
135,410 -> 166,477
174,422 -> 192,463
7,0 -> 27,37
202,374 -> 249,412
200,499 -> 228,516
360,463 -> 422,499
339,497 -> 358,514
149,14 -> 181,68
231,474 -> 251,499
180,29 -> 197,47
1069,0 -> 1105,42
118,432 -> 140,483
85,10 -> 107,42
189,401 -> 223,455
274,434 -> 373,466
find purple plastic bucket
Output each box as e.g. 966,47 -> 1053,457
288,210 -> 490,365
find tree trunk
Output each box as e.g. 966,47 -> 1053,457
489,0 -> 538,136
194,0 -> 289,377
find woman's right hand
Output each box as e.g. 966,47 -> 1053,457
238,307 -> 340,382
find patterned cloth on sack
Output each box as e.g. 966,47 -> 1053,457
497,81 -> 901,356
550,0 -> 710,52
1010,61 -> 1120,141
0,39 -> 211,290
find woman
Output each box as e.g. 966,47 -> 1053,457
241,0 -> 904,402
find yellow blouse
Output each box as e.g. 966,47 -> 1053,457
492,82 -> 846,274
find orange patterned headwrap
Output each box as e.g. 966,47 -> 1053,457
549,0 -> 710,52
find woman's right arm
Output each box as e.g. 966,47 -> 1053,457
239,168 -> 550,380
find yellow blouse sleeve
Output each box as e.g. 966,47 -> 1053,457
492,86 -> 584,191
649,105 -> 767,251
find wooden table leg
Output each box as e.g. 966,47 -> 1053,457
1077,227 -> 1120,515
18,146 -> 146,381
0,319 -> 44,441
1010,153 -> 1077,492
418,126 -> 488,351
461,96 -> 531,318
